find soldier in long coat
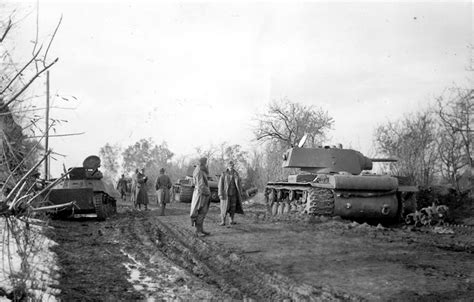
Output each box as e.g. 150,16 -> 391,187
130,169 -> 139,207
135,168 -> 149,210
155,168 -> 172,216
190,157 -> 211,236
218,160 -> 244,225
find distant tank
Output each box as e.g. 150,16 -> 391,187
48,155 -> 117,220
265,137 -> 417,222
172,165 -> 220,203
172,176 -> 194,203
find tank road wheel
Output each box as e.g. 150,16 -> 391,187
302,191 -> 307,203
287,190 -> 296,213
94,194 -> 107,221
277,189 -> 283,201
267,189 -> 277,215
289,190 -> 295,201
272,203 -> 279,216
282,202 -> 290,214
277,202 -> 284,215
304,187 -> 335,216
268,189 -> 276,204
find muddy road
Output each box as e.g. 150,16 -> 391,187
48,197 -> 474,301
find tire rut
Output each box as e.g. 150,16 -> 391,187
118,214 -> 228,300
123,212 -> 358,301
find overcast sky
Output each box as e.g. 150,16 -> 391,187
10,0 -> 473,176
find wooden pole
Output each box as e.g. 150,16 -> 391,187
45,71 -> 50,180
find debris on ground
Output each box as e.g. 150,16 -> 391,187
405,203 -> 450,226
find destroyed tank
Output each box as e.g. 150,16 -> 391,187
48,155 -> 117,220
265,138 -> 417,222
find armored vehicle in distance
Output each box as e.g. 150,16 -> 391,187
48,155 -> 117,220
172,166 -> 220,203
265,138 -> 417,222
172,176 -> 194,203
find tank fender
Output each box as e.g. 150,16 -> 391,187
329,175 -> 398,191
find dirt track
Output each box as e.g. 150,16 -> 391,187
48,197 -> 474,301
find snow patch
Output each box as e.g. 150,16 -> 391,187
0,218 -> 60,301
121,249 -> 162,294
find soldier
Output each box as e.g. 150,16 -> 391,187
218,160 -> 244,225
190,157 -> 211,236
136,168 -> 149,211
155,168 -> 172,216
130,168 -> 139,207
116,174 -> 128,201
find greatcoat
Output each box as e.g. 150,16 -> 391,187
135,172 -> 149,205
117,177 -> 128,195
155,174 -> 172,204
190,165 -> 211,220
218,169 -> 244,215
130,173 -> 138,204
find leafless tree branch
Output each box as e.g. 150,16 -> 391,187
0,18 -> 12,43
1,58 -> 58,110
1,46 -> 43,95
43,15 -> 62,67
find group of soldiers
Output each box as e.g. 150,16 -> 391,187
116,158 -> 244,237
116,167 -> 171,215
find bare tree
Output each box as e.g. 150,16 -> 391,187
254,99 -> 334,148
0,7 -> 67,299
436,87 -> 473,189
99,143 -> 122,182
244,148 -> 265,190
120,139 -> 175,190
195,142 -> 249,177
374,111 -> 438,186
1,4 -> 61,206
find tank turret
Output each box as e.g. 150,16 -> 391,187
282,146 -> 397,175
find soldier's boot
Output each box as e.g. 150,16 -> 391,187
197,220 -> 210,236
219,214 -> 227,226
159,204 -> 165,216
194,225 -> 200,236
230,213 -> 236,225
194,217 -> 202,236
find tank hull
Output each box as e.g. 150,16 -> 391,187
48,178 -> 117,220
333,191 -> 398,220
265,174 -> 402,222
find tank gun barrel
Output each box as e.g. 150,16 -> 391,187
370,158 -> 398,163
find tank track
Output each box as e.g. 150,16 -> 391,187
266,186 -> 335,216
304,187 -> 335,215
93,193 -> 107,221
93,193 -> 117,220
